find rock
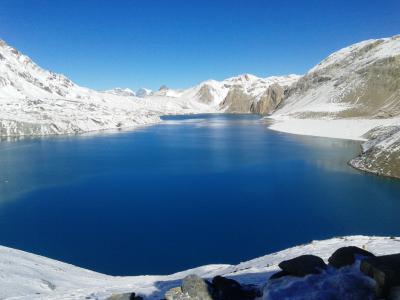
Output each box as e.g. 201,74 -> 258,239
181,275 -> 213,299
328,246 -> 375,268
250,84 -> 284,115
165,287 -> 190,300
278,255 -> 327,277
219,88 -> 252,113
105,292 -> 143,300
165,275 -> 213,300
269,270 -> 290,280
196,84 -> 215,104
211,275 -> 262,300
360,253 -> 400,297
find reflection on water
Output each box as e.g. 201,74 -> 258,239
0,114 -> 399,276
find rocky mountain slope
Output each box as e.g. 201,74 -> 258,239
0,39 -> 298,137
269,35 -> 400,178
0,40 -> 213,136
169,74 -> 299,113
1,35 -> 400,178
1,236 -> 399,300
275,35 -> 400,119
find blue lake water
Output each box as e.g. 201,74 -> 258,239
0,114 -> 399,276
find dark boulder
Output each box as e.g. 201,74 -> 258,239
329,246 -> 375,268
211,275 -> 262,300
278,255 -> 327,277
361,253 -> 400,298
105,293 -> 143,300
269,270 -> 290,280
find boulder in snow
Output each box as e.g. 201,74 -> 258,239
278,254 -> 327,277
361,253 -> 400,297
211,275 -> 262,300
328,246 -> 375,268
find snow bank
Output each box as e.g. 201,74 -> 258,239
267,116 -> 400,141
1,236 -> 399,300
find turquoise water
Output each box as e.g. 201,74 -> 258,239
0,114 -> 399,275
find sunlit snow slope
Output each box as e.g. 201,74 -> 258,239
1,236 -> 399,300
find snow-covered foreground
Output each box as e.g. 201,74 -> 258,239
1,236 -> 399,300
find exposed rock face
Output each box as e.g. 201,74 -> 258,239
350,125 -> 400,178
165,274 -> 213,300
278,255 -> 327,277
277,36 -> 400,119
219,88 -> 253,113
195,84 -> 215,104
250,84 -> 285,115
328,246 -> 375,268
164,275 -> 261,300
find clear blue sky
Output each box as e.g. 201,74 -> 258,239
1,0 -> 399,91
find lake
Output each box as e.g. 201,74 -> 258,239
0,114 -> 399,276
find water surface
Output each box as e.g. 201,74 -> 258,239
0,114 -> 399,275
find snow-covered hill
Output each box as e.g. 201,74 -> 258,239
1,236 -> 399,300
0,39 -> 298,137
273,35 -> 400,119
135,88 -> 153,98
176,74 -> 299,113
1,35 -> 400,177
0,39 -> 221,136
103,88 -> 136,97
268,35 -> 400,178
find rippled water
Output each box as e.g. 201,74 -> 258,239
0,114 -> 399,275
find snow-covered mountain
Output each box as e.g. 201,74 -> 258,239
1,35 -> 400,178
274,35 -> 400,119
0,39 -> 216,136
1,236 -> 399,299
269,35 -> 400,178
103,87 -> 153,98
177,74 -> 299,113
0,38 -> 298,137
103,87 -> 136,97
135,87 -> 152,98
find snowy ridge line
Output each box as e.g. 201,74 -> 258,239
1,235 -> 400,299
0,38 -> 299,138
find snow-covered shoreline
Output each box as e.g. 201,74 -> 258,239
1,235 -> 400,300
267,116 -> 400,141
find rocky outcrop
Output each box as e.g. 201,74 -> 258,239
250,84 -> 285,115
276,255 -> 327,277
165,275 -> 213,300
164,275 -> 261,300
328,246 -> 375,268
219,88 -> 253,113
195,84 -> 215,104
350,125 -> 400,178
277,36 -> 400,119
